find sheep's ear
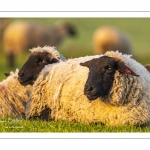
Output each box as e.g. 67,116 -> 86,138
4,73 -> 10,77
115,59 -> 139,76
47,53 -> 59,63
145,64 -> 150,72
50,57 -> 59,63
80,61 -> 90,68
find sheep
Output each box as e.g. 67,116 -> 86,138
0,18 -> 9,42
19,54 -> 101,120
3,20 -> 75,67
18,46 -> 66,86
0,69 -> 32,118
23,50 -> 150,126
0,46 -> 66,119
80,51 -> 150,126
92,26 -> 133,55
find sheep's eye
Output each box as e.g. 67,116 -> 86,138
105,66 -> 111,69
42,59 -> 47,63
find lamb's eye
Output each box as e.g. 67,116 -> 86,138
108,67 -> 112,70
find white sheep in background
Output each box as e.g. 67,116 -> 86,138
0,69 -> 32,118
92,26 -> 133,55
0,18 -> 9,42
3,21 -> 75,67
25,51 -> 150,126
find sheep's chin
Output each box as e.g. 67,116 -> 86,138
86,94 -> 99,101
19,78 -> 34,86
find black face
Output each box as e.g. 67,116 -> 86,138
18,52 -> 59,86
66,23 -> 76,36
80,56 -> 139,101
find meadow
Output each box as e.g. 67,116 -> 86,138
0,18 -> 150,132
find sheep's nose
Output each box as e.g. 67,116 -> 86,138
84,84 -> 94,94
18,72 -> 24,78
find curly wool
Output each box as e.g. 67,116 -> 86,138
29,46 -> 66,61
26,52 -> 150,126
0,69 -> 31,118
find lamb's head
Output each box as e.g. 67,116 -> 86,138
18,46 -> 66,86
80,56 -> 139,101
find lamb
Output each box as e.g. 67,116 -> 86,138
3,20 -> 75,67
23,50 -> 150,126
92,26 -> 133,55
0,69 -> 32,118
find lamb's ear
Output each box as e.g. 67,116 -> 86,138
115,59 -> 139,76
4,73 -> 10,77
80,61 -> 90,68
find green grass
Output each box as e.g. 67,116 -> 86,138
0,117 -> 150,132
1,18 -> 150,132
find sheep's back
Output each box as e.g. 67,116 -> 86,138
3,21 -> 30,54
93,26 -> 132,55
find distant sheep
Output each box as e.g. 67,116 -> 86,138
0,18 -> 9,41
0,69 -> 31,118
92,26 -> 133,55
3,21 -> 75,67
21,50 -> 150,126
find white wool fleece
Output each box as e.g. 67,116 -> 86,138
29,46 -> 66,61
0,69 -> 32,118
26,51 -> 150,126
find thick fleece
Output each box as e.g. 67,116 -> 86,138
26,51 -> 150,126
0,69 -> 31,118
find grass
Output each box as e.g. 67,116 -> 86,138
0,117 -> 150,132
0,18 -> 150,132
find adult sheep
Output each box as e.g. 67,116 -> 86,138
92,26 -> 133,55
0,18 -> 10,42
20,50 -> 150,126
18,46 -> 66,86
3,20 -> 75,67
0,46 -> 66,119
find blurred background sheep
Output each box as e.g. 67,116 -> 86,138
0,18 -> 150,81
0,18 -> 10,43
92,25 -> 133,55
2,20 -> 76,68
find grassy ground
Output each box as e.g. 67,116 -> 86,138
0,18 -> 150,132
0,117 -> 150,132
